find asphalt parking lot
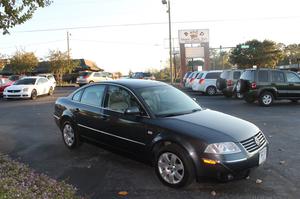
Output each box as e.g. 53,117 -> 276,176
0,87 -> 300,199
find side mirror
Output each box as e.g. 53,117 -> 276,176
125,106 -> 140,115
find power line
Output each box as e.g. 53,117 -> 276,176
14,16 -> 300,33
71,39 -> 162,46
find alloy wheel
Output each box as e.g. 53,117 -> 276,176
262,94 -> 272,105
63,124 -> 75,147
157,152 -> 185,184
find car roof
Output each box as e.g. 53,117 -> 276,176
21,76 -> 42,79
96,79 -> 168,89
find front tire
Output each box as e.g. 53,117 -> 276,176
155,144 -> 195,188
31,89 -> 37,100
48,87 -> 54,96
259,91 -> 274,107
61,121 -> 81,149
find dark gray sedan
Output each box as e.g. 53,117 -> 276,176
54,80 -> 268,188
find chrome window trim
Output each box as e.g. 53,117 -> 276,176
77,123 -> 146,146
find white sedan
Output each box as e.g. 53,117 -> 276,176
3,76 -> 54,100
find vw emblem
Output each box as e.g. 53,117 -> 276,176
254,137 -> 261,146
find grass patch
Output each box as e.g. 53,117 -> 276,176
0,154 -> 83,199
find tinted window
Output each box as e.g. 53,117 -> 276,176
184,72 -> 192,78
14,78 -> 36,85
272,71 -> 285,83
240,70 -> 255,81
81,85 -> 105,107
286,72 -> 300,83
220,71 -> 230,79
205,72 -> 221,79
258,71 -> 269,82
233,71 -> 241,79
72,90 -> 83,102
93,73 -> 100,77
105,86 -> 140,113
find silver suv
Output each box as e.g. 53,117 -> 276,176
76,71 -> 113,86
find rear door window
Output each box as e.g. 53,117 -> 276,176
80,85 -> 106,107
258,71 -> 269,82
272,71 -> 285,83
205,72 -> 221,79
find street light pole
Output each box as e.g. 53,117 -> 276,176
162,0 -> 173,84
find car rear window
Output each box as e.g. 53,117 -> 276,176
258,70 -> 269,82
196,73 -> 203,79
205,72 -> 221,79
233,71 -> 242,79
240,70 -> 255,81
220,71 -> 230,79
184,72 -> 192,78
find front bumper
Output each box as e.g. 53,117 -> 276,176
3,91 -> 31,99
196,142 -> 269,181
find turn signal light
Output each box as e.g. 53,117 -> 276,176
202,158 -> 218,165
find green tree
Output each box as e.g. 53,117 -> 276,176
10,51 -> 38,74
48,50 -> 78,84
229,39 -> 284,69
210,49 -> 233,70
278,44 -> 300,65
0,0 -> 52,34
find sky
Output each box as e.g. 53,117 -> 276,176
1,0 -> 300,74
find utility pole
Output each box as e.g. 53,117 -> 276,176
67,31 -> 70,64
162,0 -> 173,84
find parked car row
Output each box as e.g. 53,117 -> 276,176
183,70 -> 223,95
1,74 -> 56,100
183,68 -> 300,106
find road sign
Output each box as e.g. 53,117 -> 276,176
241,45 -> 249,49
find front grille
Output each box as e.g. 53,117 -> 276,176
7,95 -> 21,97
8,90 -> 21,93
240,131 -> 266,153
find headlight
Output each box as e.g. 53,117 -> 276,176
204,142 -> 241,154
23,88 -> 29,92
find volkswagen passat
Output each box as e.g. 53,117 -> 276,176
54,80 -> 268,188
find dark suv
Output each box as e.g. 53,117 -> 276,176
236,69 -> 300,106
217,69 -> 243,98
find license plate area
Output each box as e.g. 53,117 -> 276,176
259,147 -> 267,165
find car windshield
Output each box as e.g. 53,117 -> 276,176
137,85 -> 202,117
14,78 -> 36,85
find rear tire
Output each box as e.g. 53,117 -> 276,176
155,144 -> 195,188
61,121 -> 81,149
31,89 -> 37,100
206,86 -> 217,96
259,91 -> 274,107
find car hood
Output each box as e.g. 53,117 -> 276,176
5,85 -> 34,90
159,109 -> 259,142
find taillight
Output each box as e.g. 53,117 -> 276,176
227,80 -> 233,86
83,75 -> 89,79
190,78 -> 195,83
199,79 -> 205,84
251,82 -> 257,89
